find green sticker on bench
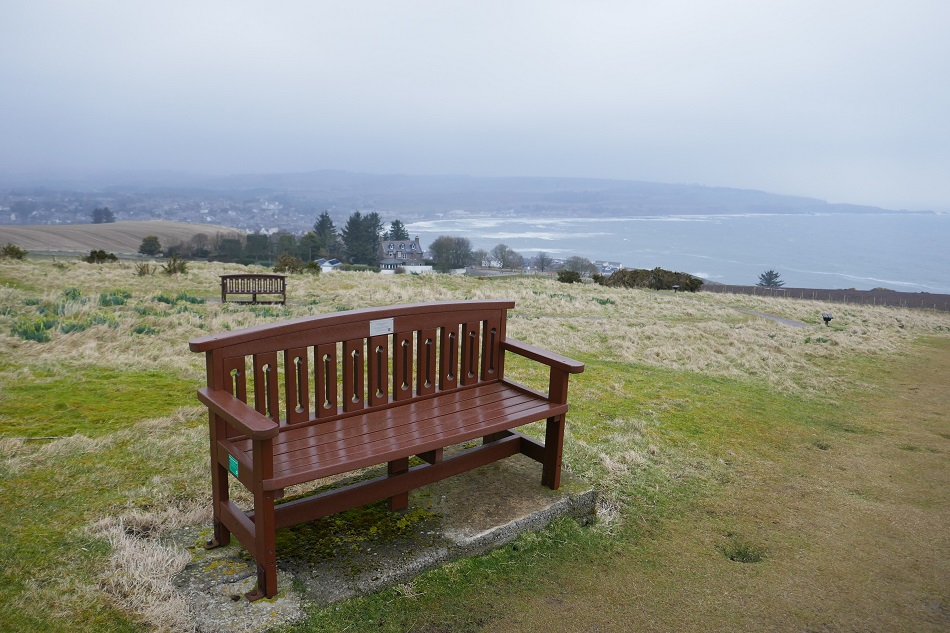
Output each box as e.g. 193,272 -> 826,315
228,454 -> 238,477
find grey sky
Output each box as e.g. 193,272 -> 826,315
2,0 -> 949,211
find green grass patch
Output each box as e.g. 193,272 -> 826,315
0,274 -> 36,291
62,287 -> 83,301
99,289 -> 132,306
10,316 -> 56,342
174,291 -> 205,304
152,290 -> 204,305
0,367 -> 194,437
0,416 -> 205,633
718,534 -> 767,563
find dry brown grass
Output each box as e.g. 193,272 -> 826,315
97,522 -> 195,633
3,258 -> 948,390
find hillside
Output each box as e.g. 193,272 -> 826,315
0,261 -> 947,631
0,220 -> 242,255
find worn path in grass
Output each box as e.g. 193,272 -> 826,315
487,337 -> 950,632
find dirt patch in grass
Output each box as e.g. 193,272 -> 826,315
484,337 -> 950,632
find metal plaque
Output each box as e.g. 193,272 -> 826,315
369,318 -> 394,336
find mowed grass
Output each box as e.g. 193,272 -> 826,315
282,357 -> 875,632
0,258 -> 948,632
0,367 -> 194,437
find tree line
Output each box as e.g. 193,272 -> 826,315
426,236 -> 601,275
137,211 -> 412,267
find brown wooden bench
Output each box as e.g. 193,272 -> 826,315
220,274 -> 286,305
188,300 -> 584,600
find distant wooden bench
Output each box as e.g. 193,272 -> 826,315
189,300 -> 584,600
220,274 -> 286,305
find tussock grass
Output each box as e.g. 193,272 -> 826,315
4,259 -> 944,390
1,260 -> 949,631
98,521 -> 195,633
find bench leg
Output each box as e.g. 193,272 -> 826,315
246,489 -> 278,601
542,414 -> 565,490
205,451 -> 231,549
205,517 -> 230,550
387,457 -> 410,511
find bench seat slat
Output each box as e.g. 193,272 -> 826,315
271,401 -> 564,487
227,381 -> 514,456
218,382 -> 565,490
272,392 -> 541,467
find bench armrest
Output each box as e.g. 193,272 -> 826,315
501,338 -> 585,374
197,388 -> 280,440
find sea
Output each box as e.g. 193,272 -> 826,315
405,212 -> 950,294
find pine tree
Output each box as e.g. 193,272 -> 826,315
311,211 -> 340,259
341,212 -> 383,265
385,219 -> 410,241
757,269 -> 785,288
364,212 -> 385,253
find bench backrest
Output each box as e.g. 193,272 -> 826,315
220,274 -> 286,296
190,300 -> 513,430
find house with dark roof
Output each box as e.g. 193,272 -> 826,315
379,237 -> 429,273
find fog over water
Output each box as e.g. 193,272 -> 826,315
2,2 -> 950,212
407,212 -> 950,293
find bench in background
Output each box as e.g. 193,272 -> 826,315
220,274 -> 286,305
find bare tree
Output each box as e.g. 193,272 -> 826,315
490,243 -> 523,270
533,251 -> 553,272
472,249 -> 489,268
189,233 -> 210,257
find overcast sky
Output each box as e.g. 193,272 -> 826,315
2,1 -> 949,210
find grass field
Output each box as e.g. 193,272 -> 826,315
0,258 -> 947,632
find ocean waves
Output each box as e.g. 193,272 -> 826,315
405,213 -> 950,292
